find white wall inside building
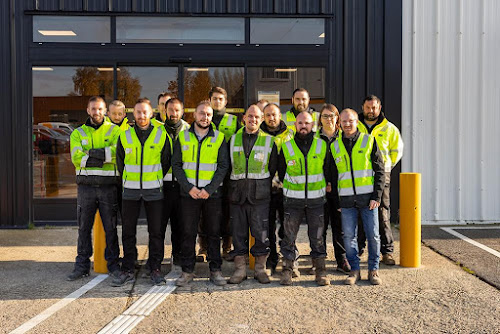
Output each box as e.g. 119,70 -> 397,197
402,0 -> 500,225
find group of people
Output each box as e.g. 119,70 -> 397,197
67,86 -> 403,287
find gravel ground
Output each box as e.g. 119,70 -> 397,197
0,226 -> 499,334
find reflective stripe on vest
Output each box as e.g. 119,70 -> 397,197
282,137 -> 326,199
331,133 -> 375,197
217,113 -> 238,141
230,129 -> 273,180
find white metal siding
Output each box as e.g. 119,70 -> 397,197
402,0 -> 500,225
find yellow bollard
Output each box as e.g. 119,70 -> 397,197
399,173 -> 421,268
249,229 -> 255,270
93,210 -> 108,273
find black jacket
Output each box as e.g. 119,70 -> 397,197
328,130 -> 385,208
277,131 -> 328,208
228,130 -> 279,205
162,120 -> 187,193
260,120 -> 288,137
116,124 -> 171,201
171,125 -> 229,199
318,128 -> 340,208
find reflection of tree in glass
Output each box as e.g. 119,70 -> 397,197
167,79 -> 178,98
212,68 -> 244,106
184,70 -> 212,108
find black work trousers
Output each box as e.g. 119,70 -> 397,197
280,204 -> 327,261
230,201 -> 270,257
75,184 -> 120,273
161,190 -> 182,265
323,196 -> 346,263
180,197 -> 223,273
121,198 -> 164,272
358,172 -> 394,254
267,192 -> 285,269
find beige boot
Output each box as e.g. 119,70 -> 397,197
228,255 -> 247,284
292,260 -> 300,278
209,271 -> 227,286
368,270 -> 382,285
254,255 -> 271,284
344,269 -> 360,285
312,258 -> 330,286
175,272 -> 195,287
280,260 -> 294,285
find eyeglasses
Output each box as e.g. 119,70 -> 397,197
321,114 -> 336,119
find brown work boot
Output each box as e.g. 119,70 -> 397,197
280,260 -> 294,286
344,269 -> 360,285
254,255 -> 271,284
312,258 -> 330,286
221,236 -> 234,261
196,236 -> 208,262
292,260 -> 300,278
210,270 -> 227,286
228,255 -> 247,284
382,253 -> 396,265
175,272 -> 195,287
368,270 -> 382,285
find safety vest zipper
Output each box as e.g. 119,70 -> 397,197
304,155 -> 308,201
140,141 -> 144,190
196,139 -> 202,187
348,153 -> 357,196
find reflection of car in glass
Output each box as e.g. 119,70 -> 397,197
38,122 -> 74,134
33,125 -> 70,155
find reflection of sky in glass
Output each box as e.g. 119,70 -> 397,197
120,67 -> 178,108
33,67 -> 79,96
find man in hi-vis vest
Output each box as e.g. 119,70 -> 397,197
277,111 -> 330,286
114,98 -> 171,287
172,100 -> 229,287
68,96 -> 121,281
227,105 -> 278,284
330,108 -> 385,285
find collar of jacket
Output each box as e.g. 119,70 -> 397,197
359,111 -> 386,128
188,122 -> 216,138
85,117 -> 105,130
342,129 -> 360,142
260,120 -> 288,136
291,106 -> 315,118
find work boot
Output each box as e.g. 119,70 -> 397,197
382,253 -> 396,266
254,255 -> 271,284
150,269 -> 166,285
312,258 -> 330,286
210,271 -> 227,286
196,236 -> 208,262
336,258 -> 351,273
228,255 -> 247,284
344,269 -> 361,285
292,260 -> 300,278
280,260 -> 294,286
368,270 -> 382,285
67,269 -> 89,281
221,236 -> 234,261
307,265 -> 316,275
175,272 -> 195,287
111,271 -> 135,287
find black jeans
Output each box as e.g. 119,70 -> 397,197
180,197 -> 223,273
323,196 -> 346,263
230,201 -> 270,257
161,190 -> 182,265
268,192 -> 284,268
75,184 -> 120,273
281,204 -> 327,261
121,198 -> 164,272
358,172 -> 394,254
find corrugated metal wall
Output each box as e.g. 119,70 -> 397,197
402,0 -> 500,224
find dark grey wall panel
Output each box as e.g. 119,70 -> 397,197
203,0 -> 226,13
298,0 -> 320,14
159,0 -> 180,12
274,0 -> 295,14
227,0 -> 248,13
250,0 -> 272,14
365,0 -> 384,97
113,0 -> 132,11
38,0 -> 60,10
63,0 -> 83,11
180,0 -> 203,13
133,0 -> 157,12
321,0 -> 334,14
85,0 -> 109,11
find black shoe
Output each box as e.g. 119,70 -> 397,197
151,269 -> 166,285
358,248 -> 365,256
111,271 -> 135,287
336,259 -> 351,273
67,270 -> 89,281
109,269 -> 122,280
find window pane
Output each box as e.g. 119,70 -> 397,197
250,18 -> 325,44
32,66 -> 113,198
183,67 -> 244,123
247,67 -> 326,112
33,16 -> 110,43
117,17 -> 244,44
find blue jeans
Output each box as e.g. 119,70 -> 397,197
341,206 -> 380,271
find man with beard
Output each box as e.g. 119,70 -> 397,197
197,87 -> 240,262
227,105 -> 278,284
283,88 -> 320,133
277,111 -> 330,286
68,96 -> 121,281
107,100 -> 129,131
152,92 -> 173,127
356,95 -> 403,266
172,101 -> 229,286
260,103 -> 293,274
